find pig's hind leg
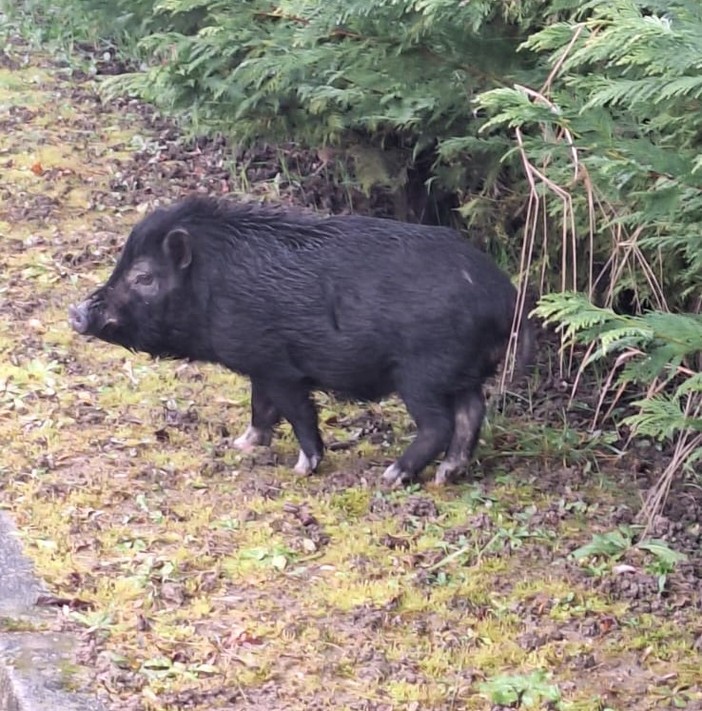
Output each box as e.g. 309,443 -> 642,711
382,386 -> 454,486
434,387 -> 486,486
233,378 -> 281,452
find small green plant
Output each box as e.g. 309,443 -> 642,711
572,525 -> 686,591
639,540 -> 689,594
240,545 -> 296,571
479,670 -> 563,708
70,609 -> 115,634
571,527 -> 635,563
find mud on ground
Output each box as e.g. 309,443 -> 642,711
1,29 -> 701,711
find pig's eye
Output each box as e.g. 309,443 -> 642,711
134,273 -> 154,286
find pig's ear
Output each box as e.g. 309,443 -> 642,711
163,228 -> 192,270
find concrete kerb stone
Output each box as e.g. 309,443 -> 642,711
0,512 -> 105,711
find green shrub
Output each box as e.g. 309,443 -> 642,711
536,292 -> 702,505
476,0 -> 702,310
2,0 -> 159,47
92,1 -> 549,236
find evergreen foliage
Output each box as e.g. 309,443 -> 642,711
536,292 -> 702,481
3,0 -> 160,46
481,0 -> 702,493
477,0 -> 702,310
96,0 -> 548,236
100,0 -> 535,148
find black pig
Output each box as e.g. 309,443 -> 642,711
69,197 -> 532,485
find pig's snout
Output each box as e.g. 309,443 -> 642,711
68,301 -> 91,334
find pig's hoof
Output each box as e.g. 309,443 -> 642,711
233,426 -> 265,453
293,450 -> 320,476
381,463 -> 410,487
434,462 -> 456,486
